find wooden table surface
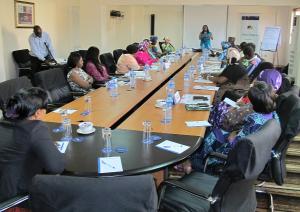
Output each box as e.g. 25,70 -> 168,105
43,53 -> 196,128
118,54 -> 216,137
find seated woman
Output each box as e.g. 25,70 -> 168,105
116,44 -> 142,74
0,87 -> 64,202
160,37 -> 176,55
242,44 -> 262,76
85,46 -> 110,82
209,58 -> 250,105
190,81 -> 279,172
248,62 -> 274,83
149,35 -> 161,58
67,52 -> 94,93
134,40 -> 158,66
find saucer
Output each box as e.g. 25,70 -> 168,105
77,127 -> 96,135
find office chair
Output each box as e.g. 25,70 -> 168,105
0,76 -> 32,112
29,174 -> 157,212
158,120 -> 281,212
33,68 -> 85,111
113,49 -> 124,63
12,49 -> 32,78
100,53 -> 117,75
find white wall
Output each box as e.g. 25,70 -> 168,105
0,0 -> 297,82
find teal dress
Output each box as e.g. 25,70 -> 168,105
200,32 -> 212,50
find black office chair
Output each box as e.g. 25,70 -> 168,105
100,53 -> 117,75
0,76 -> 32,112
158,120 -> 281,212
33,68 -> 84,110
113,49 -> 124,63
29,174 -> 157,212
12,49 -> 32,78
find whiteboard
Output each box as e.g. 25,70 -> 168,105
260,27 -> 281,52
183,5 -> 227,49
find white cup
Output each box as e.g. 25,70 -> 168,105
78,122 -> 93,133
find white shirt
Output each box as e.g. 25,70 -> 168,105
28,32 -> 55,61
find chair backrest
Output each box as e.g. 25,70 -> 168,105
113,49 -> 124,63
0,77 -> 32,111
100,53 -> 117,75
211,120 -> 281,212
29,174 -> 158,212
33,68 -> 73,104
12,49 -> 31,68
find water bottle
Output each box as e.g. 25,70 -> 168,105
166,79 -> 176,99
142,120 -> 152,144
109,78 -> 118,97
144,64 -> 151,81
84,96 -> 92,114
129,70 -> 136,89
165,94 -> 173,122
184,72 -> 190,88
189,65 -> 196,80
62,118 -> 72,141
102,127 -> 112,153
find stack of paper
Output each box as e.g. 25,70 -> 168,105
55,141 -> 69,153
193,86 -> 219,91
156,140 -> 190,154
185,121 -> 212,128
98,156 -> 123,174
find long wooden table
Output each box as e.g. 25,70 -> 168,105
44,53 -> 195,128
118,54 -> 215,137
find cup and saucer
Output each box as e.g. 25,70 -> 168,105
155,99 -> 166,108
77,122 -> 96,134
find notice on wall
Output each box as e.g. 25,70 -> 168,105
240,15 -> 260,49
260,27 -> 281,52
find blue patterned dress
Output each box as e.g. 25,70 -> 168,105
191,112 -> 279,171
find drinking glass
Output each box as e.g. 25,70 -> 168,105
102,127 -> 112,153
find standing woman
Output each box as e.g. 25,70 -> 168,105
199,25 -> 213,50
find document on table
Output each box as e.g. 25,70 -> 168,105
193,86 -> 220,91
124,71 -> 145,78
180,94 -> 211,105
156,140 -> 190,154
223,97 -> 240,108
98,157 -> 123,174
185,121 -> 212,128
55,141 -> 69,153
150,65 -> 161,71
53,108 -> 77,114
194,78 -> 213,83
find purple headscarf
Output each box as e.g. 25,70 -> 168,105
257,69 -> 282,91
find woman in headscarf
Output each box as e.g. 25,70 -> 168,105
134,40 -> 158,66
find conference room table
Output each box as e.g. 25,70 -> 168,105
44,53 -> 195,129
118,54 -> 215,137
44,52 -> 219,181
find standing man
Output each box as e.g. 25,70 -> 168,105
28,25 -> 56,74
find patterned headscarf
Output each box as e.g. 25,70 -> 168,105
138,40 -> 150,51
257,69 -> 282,91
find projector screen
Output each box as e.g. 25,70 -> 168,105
183,5 -> 228,50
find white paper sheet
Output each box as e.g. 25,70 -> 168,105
156,140 -> 190,154
223,98 -> 240,108
194,78 -> 213,83
185,121 -> 212,127
193,86 -> 219,91
98,157 -> 123,173
55,141 -> 69,153
53,109 -> 77,114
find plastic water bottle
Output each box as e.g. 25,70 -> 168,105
129,70 -> 136,89
109,78 -> 118,97
184,72 -> 191,88
189,65 -> 196,80
165,94 -> 173,122
166,79 -> 176,99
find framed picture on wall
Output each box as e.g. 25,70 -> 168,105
14,0 -> 35,28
